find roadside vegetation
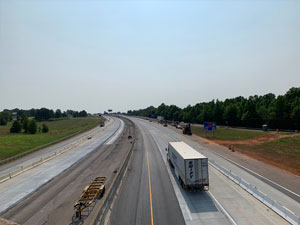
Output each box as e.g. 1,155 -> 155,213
0,116 -> 104,160
191,126 -> 264,140
128,87 -> 300,130
190,125 -> 300,175
233,135 -> 300,175
130,87 -> 300,175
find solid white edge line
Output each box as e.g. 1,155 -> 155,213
211,151 -> 300,199
208,191 -> 238,225
105,119 -> 124,145
145,123 -> 232,224
145,118 -> 300,199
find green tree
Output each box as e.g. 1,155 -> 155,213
28,119 -> 37,134
241,99 -> 261,127
291,106 -> 300,129
21,115 -> 29,133
10,120 -> 22,133
55,109 -> 62,118
223,105 -> 238,126
0,117 -> 7,125
213,100 -> 224,124
42,123 -> 49,133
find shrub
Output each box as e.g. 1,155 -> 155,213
28,119 -> 37,134
10,120 -> 22,133
42,124 -> 49,133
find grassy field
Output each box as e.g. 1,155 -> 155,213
190,125 -> 300,175
0,116 -> 104,160
235,136 -> 300,175
191,126 -> 265,140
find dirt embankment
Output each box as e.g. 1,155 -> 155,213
213,133 -> 298,146
197,132 -> 300,177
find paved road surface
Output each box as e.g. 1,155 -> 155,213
110,119 -> 186,225
0,117 -> 130,225
110,117 -> 291,225
168,124 -> 300,202
0,117 -> 115,178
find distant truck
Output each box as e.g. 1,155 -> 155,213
100,121 -> 105,127
167,142 -> 209,191
182,123 -> 192,135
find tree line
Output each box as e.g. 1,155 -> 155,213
0,108 -> 88,124
0,108 -> 89,134
127,87 -> 300,130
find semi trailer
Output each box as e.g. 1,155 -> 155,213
167,142 -> 209,190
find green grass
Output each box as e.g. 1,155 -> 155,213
0,116 -> 104,160
236,135 -> 300,174
191,126 -> 265,140
260,135 -> 300,156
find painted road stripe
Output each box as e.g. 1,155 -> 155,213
142,131 -> 154,225
105,119 -> 124,145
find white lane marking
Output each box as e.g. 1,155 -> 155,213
0,119 -> 120,214
149,130 -> 231,224
150,133 -> 193,222
211,151 -> 300,199
143,119 -> 300,200
105,119 -> 124,145
208,191 -> 238,225
0,118 -> 115,183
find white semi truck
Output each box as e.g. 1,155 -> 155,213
167,142 -> 209,190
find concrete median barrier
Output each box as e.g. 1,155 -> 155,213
209,159 -> 300,225
89,119 -> 136,225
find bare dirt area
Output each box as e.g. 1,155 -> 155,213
212,133 -> 298,145
202,132 -> 300,177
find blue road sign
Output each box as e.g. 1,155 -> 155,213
204,122 -> 217,131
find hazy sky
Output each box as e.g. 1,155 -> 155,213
1,0 -> 300,113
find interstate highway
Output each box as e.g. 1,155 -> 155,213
0,117 -> 131,225
110,117 -> 292,225
0,116 -> 299,225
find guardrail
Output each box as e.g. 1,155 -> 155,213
0,121 -> 110,167
90,118 -> 136,225
0,127 -> 105,184
209,159 -> 300,225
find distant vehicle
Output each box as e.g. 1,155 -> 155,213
163,123 -> 168,127
100,121 -> 105,127
157,116 -> 164,124
149,120 -> 152,122
167,142 -> 209,191
182,123 -> 192,135
176,125 -> 183,129
172,121 -> 178,127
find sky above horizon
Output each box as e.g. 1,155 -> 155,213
1,0 -> 300,113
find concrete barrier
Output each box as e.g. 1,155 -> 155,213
89,119 -> 136,225
0,121 -> 117,184
209,159 -> 300,225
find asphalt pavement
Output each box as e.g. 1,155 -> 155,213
110,117 -> 291,225
0,117 -> 130,225
109,120 -> 186,225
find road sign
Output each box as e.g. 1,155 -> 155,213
204,122 -> 217,131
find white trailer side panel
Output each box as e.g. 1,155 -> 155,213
168,143 -> 185,180
168,142 -> 209,189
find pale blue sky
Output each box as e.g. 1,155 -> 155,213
1,0 -> 300,113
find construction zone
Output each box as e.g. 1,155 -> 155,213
74,177 -> 106,220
